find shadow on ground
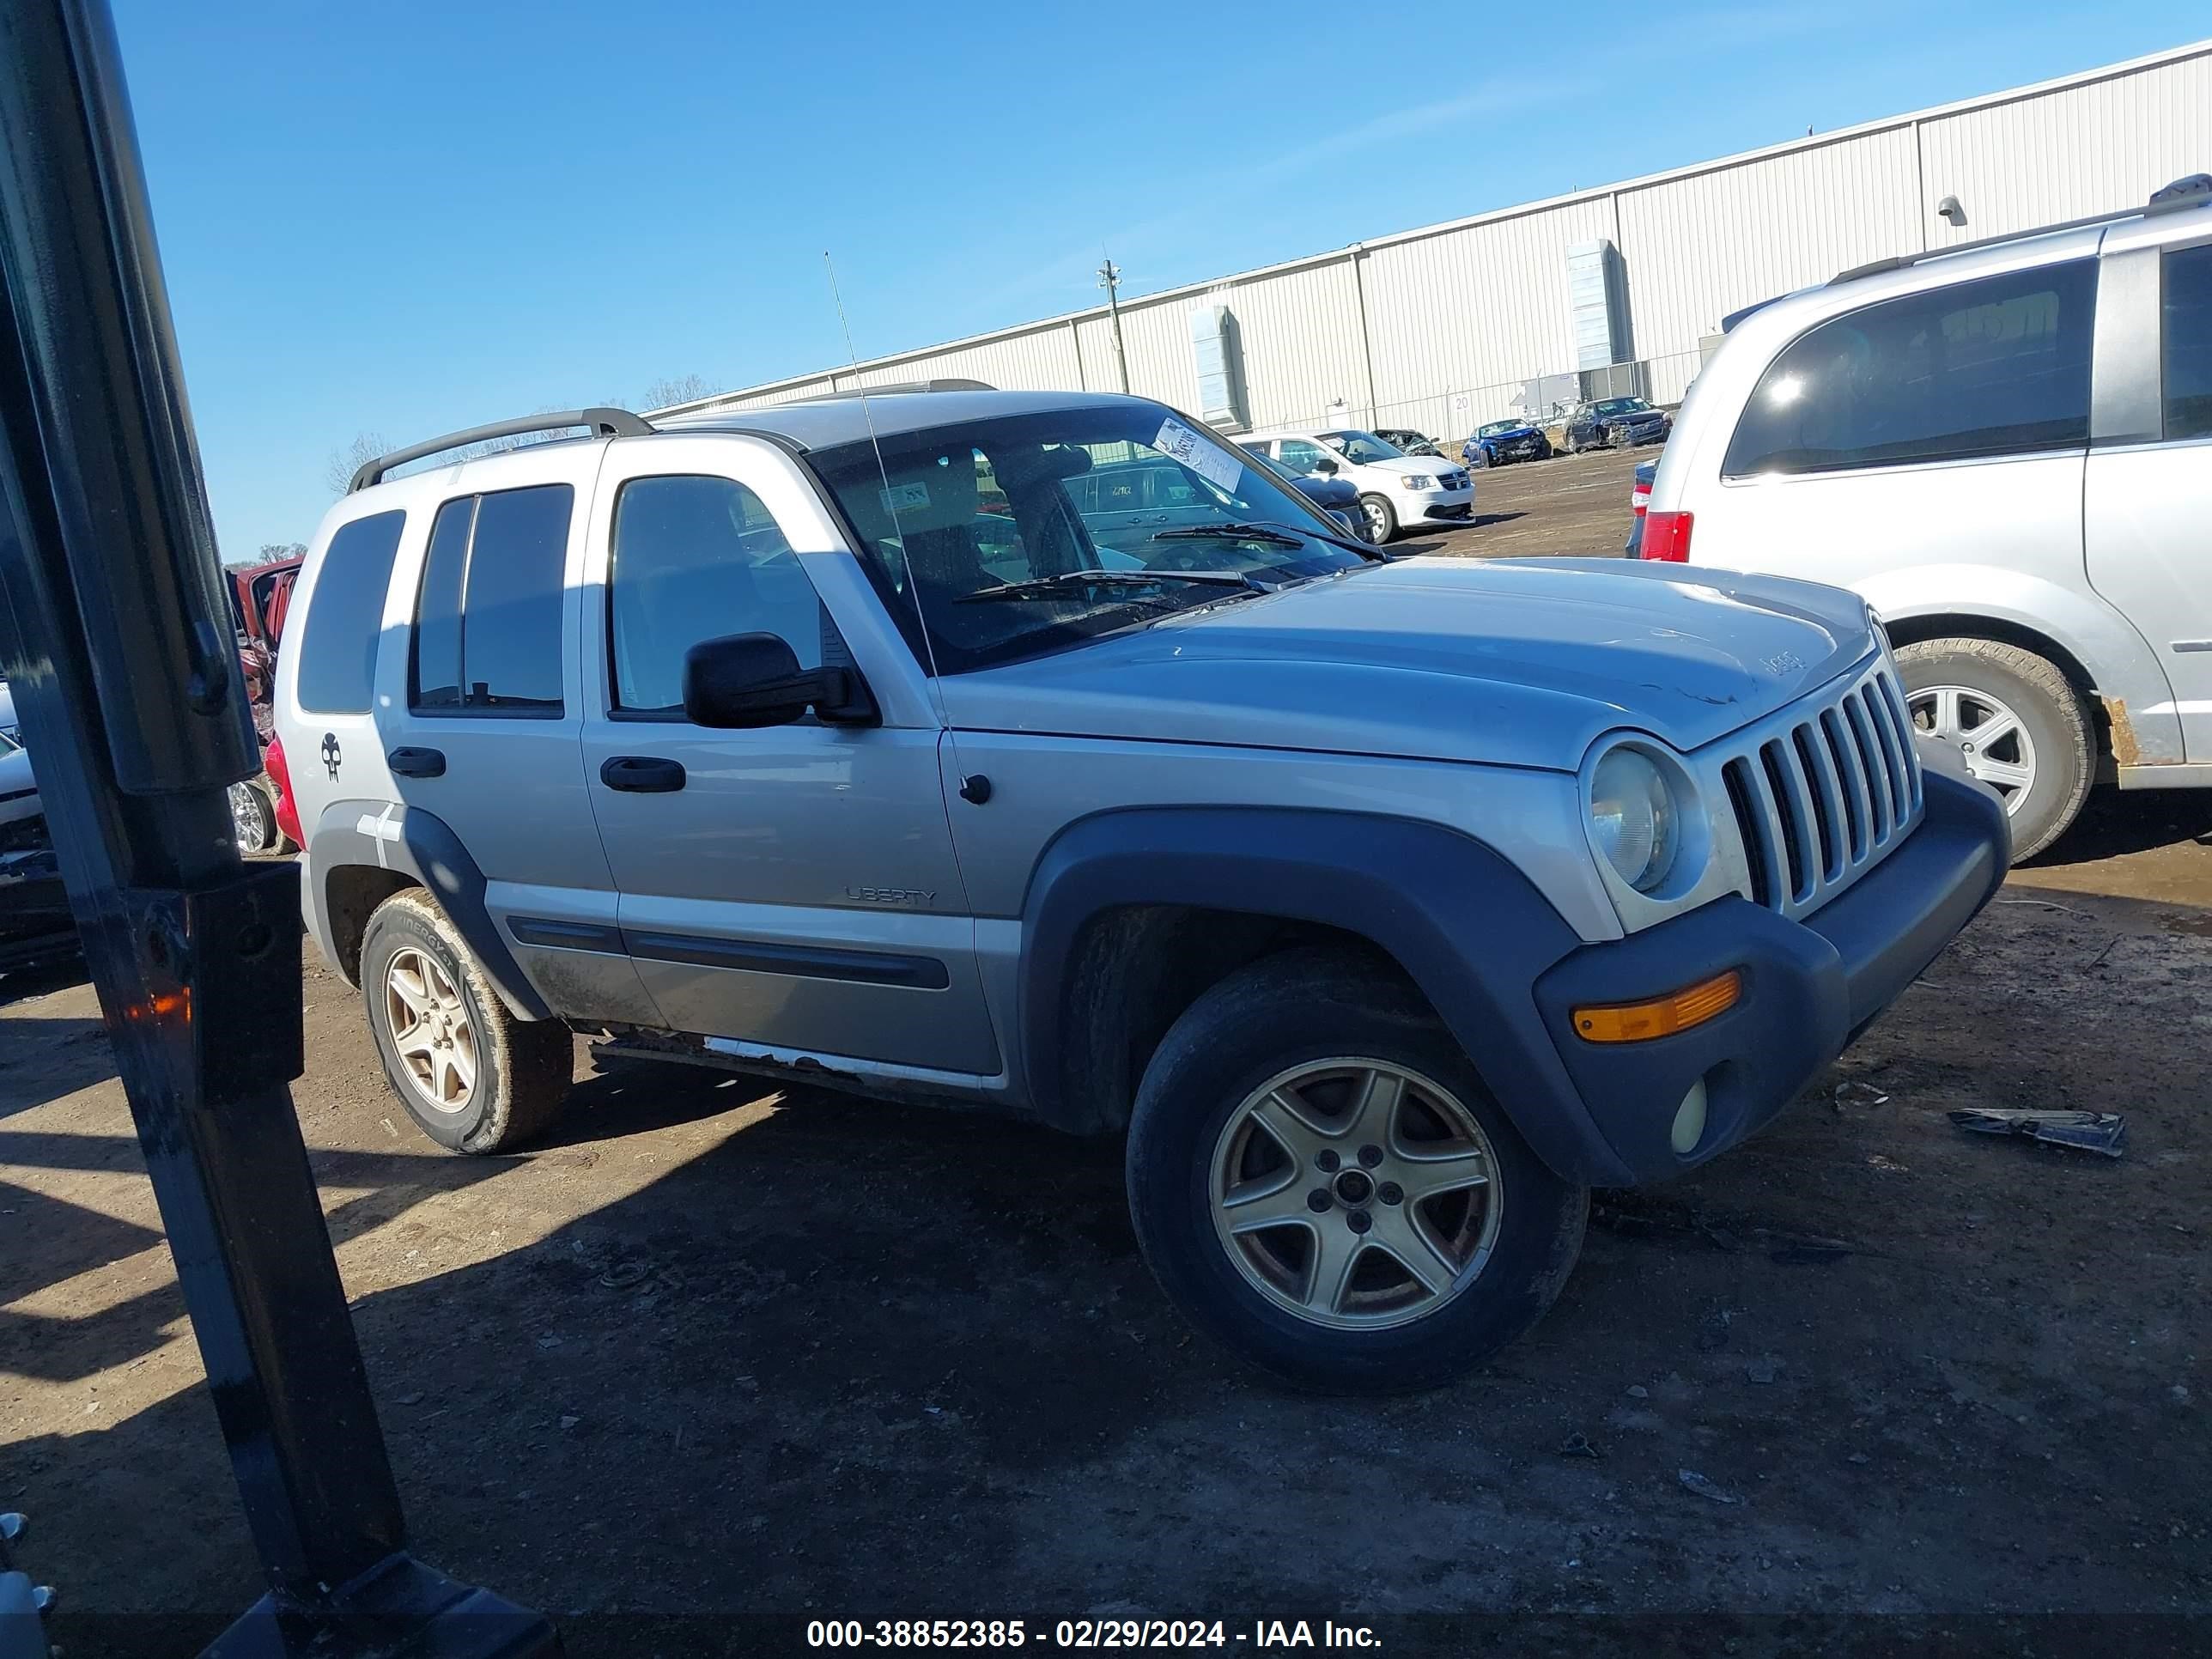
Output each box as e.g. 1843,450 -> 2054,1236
8,894 -> 2209,1652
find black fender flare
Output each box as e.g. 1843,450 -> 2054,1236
306,800 -> 552,1021
1017,806 -> 1636,1184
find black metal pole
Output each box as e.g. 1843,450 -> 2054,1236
0,1 -> 555,1651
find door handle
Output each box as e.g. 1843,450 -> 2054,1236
387,746 -> 446,778
600,755 -> 686,793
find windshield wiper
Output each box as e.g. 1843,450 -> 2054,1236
954,568 -> 1264,604
1151,522 -> 1305,549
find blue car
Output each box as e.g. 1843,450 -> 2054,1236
1463,417 -> 1551,468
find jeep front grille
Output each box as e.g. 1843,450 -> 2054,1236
1718,657 -> 1922,919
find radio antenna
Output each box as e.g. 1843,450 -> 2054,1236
823,252 -> 959,737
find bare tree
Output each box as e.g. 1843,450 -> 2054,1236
323,431 -> 388,496
640,373 -> 714,410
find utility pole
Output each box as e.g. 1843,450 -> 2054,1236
1097,255 -> 1129,392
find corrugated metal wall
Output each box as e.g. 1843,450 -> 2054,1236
665,41 -> 2212,437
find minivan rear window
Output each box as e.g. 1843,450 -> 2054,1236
2164,242 -> 2212,441
1723,259 -> 2097,477
295,510 -> 405,714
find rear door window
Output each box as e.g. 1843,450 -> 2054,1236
409,483 -> 572,715
1724,259 -> 2098,477
2163,242 -> 2212,441
295,510 -> 406,714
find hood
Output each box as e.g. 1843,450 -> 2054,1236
939,557 -> 1876,769
0,744 -> 38,830
1290,474 -> 1359,505
1601,408 -> 1667,427
1480,425 -> 1538,441
1345,453 -> 1447,479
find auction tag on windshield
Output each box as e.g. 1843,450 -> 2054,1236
878,480 -> 931,516
1154,416 -> 1243,495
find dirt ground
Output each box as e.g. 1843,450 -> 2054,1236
1404,443 -> 1648,562
5,448 -> 2207,1656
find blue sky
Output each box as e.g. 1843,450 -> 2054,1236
111,1 -> 2204,557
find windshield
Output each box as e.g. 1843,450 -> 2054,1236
1318,429 -> 1404,464
811,407 -> 1369,674
1477,419 -> 1527,436
1593,398 -> 1652,416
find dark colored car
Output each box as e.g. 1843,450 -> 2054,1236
1238,445 -> 1370,540
0,730 -> 70,974
1565,397 -> 1670,453
1463,417 -> 1552,468
1623,457 -> 1658,556
1372,427 -> 1445,458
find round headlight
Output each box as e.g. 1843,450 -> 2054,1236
1590,747 -> 1678,892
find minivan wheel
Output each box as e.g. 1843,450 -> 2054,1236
360,889 -> 573,1152
1896,636 -> 2090,861
1126,949 -> 1589,1394
1359,493 -> 1398,543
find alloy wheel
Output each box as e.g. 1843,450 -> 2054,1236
1909,683 -> 2037,815
228,781 -> 270,853
1209,1059 -> 1503,1331
384,946 -> 479,1114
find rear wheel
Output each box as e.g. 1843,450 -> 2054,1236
1359,493 -> 1398,543
1126,950 -> 1589,1394
361,889 -> 573,1152
1896,636 -> 2091,860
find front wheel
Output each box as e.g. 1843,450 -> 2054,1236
1896,636 -> 2091,861
228,781 -> 275,854
1358,493 -> 1398,543
1127,950 -> 1589,1394
1469,446 -> 1491,470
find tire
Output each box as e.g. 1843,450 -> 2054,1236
360,889 -> 573,1152
1358,493 -> 1398,543
1126,949 -> 1589,1395
1469,446 -> 1491,470
228,781 -> 275,854
1534,438 -> 1553,461
1894,636 -> 2091,861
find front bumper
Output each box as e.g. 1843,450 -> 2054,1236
1527,769 -> 2007,1182
0,845 -> 75,971
1406,488 -> 1474,523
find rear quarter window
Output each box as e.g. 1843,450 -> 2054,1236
1724,259 -> 2097,477
295,510 -> 406,714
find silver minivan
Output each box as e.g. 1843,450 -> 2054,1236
1644,177 -> 2212,858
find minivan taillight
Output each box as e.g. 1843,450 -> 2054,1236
265,732 -> 303,848
1640,509 -> 1693,562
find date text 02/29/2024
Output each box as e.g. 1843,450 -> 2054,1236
805,1620 -> 1382,1650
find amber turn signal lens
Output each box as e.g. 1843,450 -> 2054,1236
1572,970 -> 1741,1043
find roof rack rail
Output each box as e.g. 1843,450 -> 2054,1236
809,378 -> 994,401
1827,174 -> 2212,291
349,407 -> 653,492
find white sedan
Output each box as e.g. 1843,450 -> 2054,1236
1241,428 -> 1474,542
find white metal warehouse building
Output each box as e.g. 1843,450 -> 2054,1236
665,40 -> 2212,443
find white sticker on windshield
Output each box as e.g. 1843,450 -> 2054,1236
1154,416 -> 1243,495
879,480 -> 931,516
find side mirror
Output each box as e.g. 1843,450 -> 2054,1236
682,633 -> 878,730
1312,458 -> 1339,475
